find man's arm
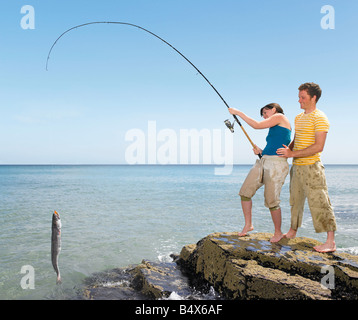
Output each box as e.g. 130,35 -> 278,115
277,132 -> 327,158
288,137 -> 295,151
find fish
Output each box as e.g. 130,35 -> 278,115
51,210 -> 62,284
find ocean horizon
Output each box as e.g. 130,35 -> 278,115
1,164 -> 357,299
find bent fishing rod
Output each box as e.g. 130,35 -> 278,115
46,21 -> 260,158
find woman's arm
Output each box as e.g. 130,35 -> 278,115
228,108 -> 283,129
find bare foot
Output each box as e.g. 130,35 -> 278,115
283,228 -> 297,239
270,232 -> 284,243
314,241 -> 336,253
238,225 -> 254,237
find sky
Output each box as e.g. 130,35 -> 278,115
0,0 -> 357,165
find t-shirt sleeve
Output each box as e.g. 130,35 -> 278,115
314,112 -> 330,132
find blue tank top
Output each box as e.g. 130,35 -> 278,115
262,125 -> 291,156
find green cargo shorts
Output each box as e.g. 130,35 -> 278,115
290,161 -> 337,233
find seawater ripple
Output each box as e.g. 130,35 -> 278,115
0,165 -> 357,299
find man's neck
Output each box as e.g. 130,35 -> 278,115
304,105 -> 317,114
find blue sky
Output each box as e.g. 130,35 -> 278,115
0,0 -> 357,164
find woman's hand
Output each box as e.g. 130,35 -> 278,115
228,107 -> 240,116
253,145 -> 262,156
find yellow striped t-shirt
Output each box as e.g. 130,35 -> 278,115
293,109 -> 330,165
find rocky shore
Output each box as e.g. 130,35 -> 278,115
81,232 -> 358,300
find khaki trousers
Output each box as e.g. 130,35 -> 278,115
239,155 -> 289,210
290,161 -> 337,233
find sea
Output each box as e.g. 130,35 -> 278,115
0,164 -> 357,300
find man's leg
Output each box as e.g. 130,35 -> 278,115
285,165 -> 306,239
305,162 -> 337,252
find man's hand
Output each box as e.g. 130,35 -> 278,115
276,144 -> 293,158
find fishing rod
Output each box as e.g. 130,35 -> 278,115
46,21 -> 260,158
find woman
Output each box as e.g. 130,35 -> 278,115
228,103 -> 291,243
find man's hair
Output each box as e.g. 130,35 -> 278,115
260,103 -> 284,116
298,82 -> 322,103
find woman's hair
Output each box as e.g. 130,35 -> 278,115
260,103 -> 284,116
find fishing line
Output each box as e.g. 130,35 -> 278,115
46,21 -> 260,158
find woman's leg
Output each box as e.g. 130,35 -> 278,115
239,197 -> 254,236
269,207 -> 284,242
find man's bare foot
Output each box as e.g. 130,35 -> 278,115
238,225 -> 254,237
283,228 -> 297,239
270,232 -> 284,243
314,241 -> 336,253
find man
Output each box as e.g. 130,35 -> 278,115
277,82 -> 337,253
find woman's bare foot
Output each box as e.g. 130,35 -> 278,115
283,228 -> 297,239
270,232 -> 284,243
238,225 -> 254,237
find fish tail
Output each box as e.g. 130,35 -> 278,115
56,274 -> 62,285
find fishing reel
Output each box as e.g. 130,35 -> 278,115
224,119 -> 235,133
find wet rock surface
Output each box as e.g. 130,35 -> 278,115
81,259 -> 219,300
177,232 -> 358,300
80,232 -> 358,300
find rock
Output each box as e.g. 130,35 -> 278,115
81,267 -> 150,300
80,260 -> 212,300
80,232 -> 358,300
177,232 -> 358,300
131,260 -> 193,299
